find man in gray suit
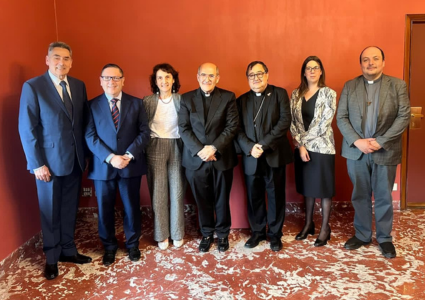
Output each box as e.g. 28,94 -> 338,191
336,46 -> 410,258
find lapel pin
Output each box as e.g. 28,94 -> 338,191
267,93 -> 271,96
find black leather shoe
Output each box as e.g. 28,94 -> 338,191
218,237 -> 229,252
128,247 -> 141,262
103,250 -> 116,266
244,233 -> 266,248
199,236 -> 213,252
44,263 -> 58,280
344,236 -> 371,250
270,237 -> 283,252
295,222 -> 315,240
59,253 -> 92,264
314,229 -> 331,247
379,242 -> 396,258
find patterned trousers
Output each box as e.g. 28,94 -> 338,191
146,138 -> 185,242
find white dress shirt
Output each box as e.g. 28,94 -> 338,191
48,70 -> 72,101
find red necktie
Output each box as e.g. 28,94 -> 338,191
111,98 -> 119,129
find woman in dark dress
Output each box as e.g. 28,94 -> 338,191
290,56 -> 337,246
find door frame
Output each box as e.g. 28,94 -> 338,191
401,14 -> 425,209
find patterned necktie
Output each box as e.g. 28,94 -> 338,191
111,98 -> 120,129
59,81 -> 73,119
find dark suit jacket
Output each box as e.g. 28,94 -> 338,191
178,87 -> 239,171
236,84 -> 293,175
336,74 -> 410,165
85,92 -> 150,180
18,72 -> 88,176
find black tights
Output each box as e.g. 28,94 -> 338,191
301,197 -> 332,240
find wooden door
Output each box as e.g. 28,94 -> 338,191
402,15 -> 425,208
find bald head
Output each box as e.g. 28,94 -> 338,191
197,62 -> 220,93
198,63 -> 220,76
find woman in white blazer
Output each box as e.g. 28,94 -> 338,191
290,56 -> 337,247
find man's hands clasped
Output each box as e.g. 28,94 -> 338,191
250,144 -> 264,159
110,155 -> 131,169
354,138 -> 381,154
197,145 -> 217,162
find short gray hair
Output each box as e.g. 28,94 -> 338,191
48,41 -> 72,57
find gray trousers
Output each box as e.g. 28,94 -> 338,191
347,154 -> 397,243
147,138 -> 185,242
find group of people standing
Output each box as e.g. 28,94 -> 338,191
18,42 -> 410,281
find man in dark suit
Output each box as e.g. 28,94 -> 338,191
178,63 -> 239,253
85,64 -> 150,265
236,61 -> 293,252
337,46 -> 410,258
18,42 -> 92,280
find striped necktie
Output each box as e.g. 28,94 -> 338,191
111,98 -> 119,129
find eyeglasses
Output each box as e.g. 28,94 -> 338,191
305,66 -> 321,73
101,76 -> 123,82
198,73 -> 217,80
247,72 -> 266,80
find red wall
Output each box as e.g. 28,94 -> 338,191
0,1 -> 57,261
2,0 -> 425,261
56,0 -> 425,207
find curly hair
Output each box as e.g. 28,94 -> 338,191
149,63 -> 181,93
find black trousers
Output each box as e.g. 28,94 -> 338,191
245,158 -> 286,238
185,162 -> 234,238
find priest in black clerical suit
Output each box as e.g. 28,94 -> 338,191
236,61 -> 293,252
178,62 -> 239,253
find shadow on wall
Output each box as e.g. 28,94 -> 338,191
1,63 -> 41,243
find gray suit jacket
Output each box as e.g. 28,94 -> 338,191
336,74 -> 410,165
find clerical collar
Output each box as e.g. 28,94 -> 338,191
364,75 -> 382,85
252,90 -> 271,97
252,85 -> 268,96
201,89 -> 214,97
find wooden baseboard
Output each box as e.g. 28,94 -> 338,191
407,203 -> 425,208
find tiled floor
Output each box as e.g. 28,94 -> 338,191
1,206 -> 424,300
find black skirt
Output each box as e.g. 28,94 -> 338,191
294,148 -> 335,198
